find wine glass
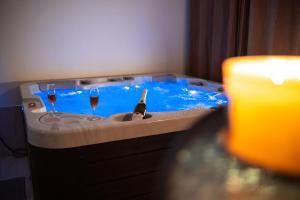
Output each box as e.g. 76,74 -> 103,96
89,87 -> 100,121
47,84 -> 57,114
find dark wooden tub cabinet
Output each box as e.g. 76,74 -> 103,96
29,131 -> 186,200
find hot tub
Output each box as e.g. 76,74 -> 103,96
20,74 -> 227,200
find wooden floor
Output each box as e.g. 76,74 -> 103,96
0,156 -> 33,200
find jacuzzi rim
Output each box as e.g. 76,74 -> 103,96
20,73 -> 225,149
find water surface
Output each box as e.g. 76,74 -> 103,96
35,80 -> 228,117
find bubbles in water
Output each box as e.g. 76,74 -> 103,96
153,86 -> 169,94
208,95 -> 217,101
60,90 -> 83,97
188,90 -> 198,96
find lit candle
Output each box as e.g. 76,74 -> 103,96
223,56 -> 300,176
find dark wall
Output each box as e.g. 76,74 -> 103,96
0,81 -> 26,157
0,81 -> 22,107
0,105 -> 26,157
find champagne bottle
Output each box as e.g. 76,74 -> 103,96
131,89 -> 148,120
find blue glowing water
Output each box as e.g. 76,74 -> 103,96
35,80 -> 228,117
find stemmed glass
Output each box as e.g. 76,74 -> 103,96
47,84 -> 57,114
89,87 -> 100,121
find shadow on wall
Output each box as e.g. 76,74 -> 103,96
0,82 -> 23,107
0,106 -> 26,157
0,81 -> 28,157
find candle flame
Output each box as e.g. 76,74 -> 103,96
232,58 -> 300,85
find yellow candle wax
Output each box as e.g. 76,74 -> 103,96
223,56 -> 300,176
